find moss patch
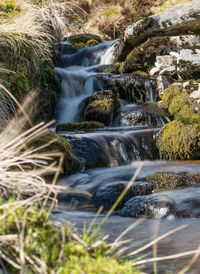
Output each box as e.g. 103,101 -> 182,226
29,129 -> 82,175
162,84 -> 181,108
157,119 -> 200,160
84,90 -> 120,126
56,121 -> 105,132
146,171 -> 200,192
67,34 -> 100,50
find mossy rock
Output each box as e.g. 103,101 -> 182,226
162,84 -> 181,109
157,118 -> 200,160
84,90 -> 120,126
146,172 -> 200,192
179,60 -> 200,80
29,129 -> 83,175
67,34 -> 100,50
56,121 -> 105,132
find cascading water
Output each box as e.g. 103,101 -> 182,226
53,37 -> 200,272
55,40 -> 118,123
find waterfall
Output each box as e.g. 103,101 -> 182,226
55,40 -> 118,124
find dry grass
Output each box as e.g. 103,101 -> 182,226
0,0 -> 76,68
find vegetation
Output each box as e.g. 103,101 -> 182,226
146,172 -> 200,192
157,119 -> 200,160
0,199 -> 140,273
84,90 -> 120,126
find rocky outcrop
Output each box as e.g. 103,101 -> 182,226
124,0 -> 200,49
84,90 -> 120,126
97,74 -> 157,102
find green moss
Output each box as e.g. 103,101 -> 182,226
86,39 -> 99,47
168,92 -> 190,117
56,121 -> 105,132
74,42 -> 86,49
179,60 -> 200,80
157,119 -> 200,160
67,35 -> 99,50
162,84 -> 181,108
29,129 -> 82,174
146,171 -> 200,192
8,63 -> 30,101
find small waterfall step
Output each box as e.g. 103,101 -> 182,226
60,127 -> 160,169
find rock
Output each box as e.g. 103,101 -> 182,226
189,85 -> 200,99
149,67 -> 159,76
157,118 -> 200,160
119,187 -> 200,218
120,35 -> 200,71
145,172 -> 200,192
56,121 -> 105,132
156,75 -> 174,98
124,0 -> 200,49
84,90 -> 120,126
97,74 -> 157,102
94,181 -> 153,211
29,129 -> 83,175
155,55 -> 176,69
56,41 -> 77,55
112,103 -> 170,127
159,66 -> 177,76
65,34 -> 101,50
178,48 -> 200,79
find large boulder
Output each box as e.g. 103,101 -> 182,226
124,0 -> 200,49
84,90 -> 120,126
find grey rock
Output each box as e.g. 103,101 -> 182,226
157,75 -> 174,97
119,187 -> 200,218
124,0 -> 200,48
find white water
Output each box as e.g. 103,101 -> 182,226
55,40 -> 118,124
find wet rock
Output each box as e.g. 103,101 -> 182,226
124,0 -> 200,49
112,103 -> 169,127
84,90 -> 120,126
56,41 -> 77,55
56,121 -> 105,132
97,74 -> 157,102
65,128 -> 159,169
119,194 -> 174,218
94,181 -> 153,210
119,187 -> 200,218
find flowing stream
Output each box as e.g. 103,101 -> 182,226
54,39 -> 200,272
